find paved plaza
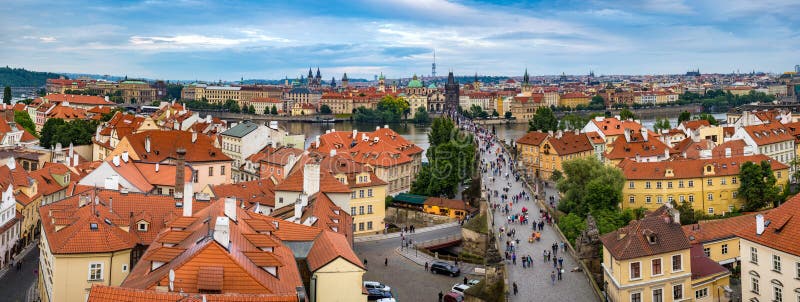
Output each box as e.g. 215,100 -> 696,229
478,132 -> 599,302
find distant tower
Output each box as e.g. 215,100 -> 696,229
342,73 -> 349,88
473,73 -> 480,89
330,77 -> 336,88
431,50 -> 437,78
307,68 -> 313,85
444,71 -> 459,112
521,69 -> 532,95
314,67 -> 322,86
378,73 -> 385,92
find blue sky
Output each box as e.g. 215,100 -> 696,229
1,0 -> 798,81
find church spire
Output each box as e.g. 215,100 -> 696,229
523,68 -> 530,84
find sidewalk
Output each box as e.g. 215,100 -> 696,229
395,246 -> 481,276
0,239 -> 38,280
354,222 -> 460,243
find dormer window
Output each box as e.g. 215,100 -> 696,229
138,221 -> 148,232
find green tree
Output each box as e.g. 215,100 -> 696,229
319,104 -> 332,114
588,95 -> 606,110
223,99 -> 241,113
13,111 -> 36,136
412,117 -> 476,198
528,107 -> 558,132
738,160 -> 782,211
550,170 -> 563,183
492,109 -> 499,117
40,118 -> 98,148
557,157 -> 625,217
270,105 -> 278,115
619,108 -> 636,120
428,117 -> 456,148
560,114 -> 588,130
678,110 -> 691,124
697,113 -> 719,126
653,118 -> 671,133
3,86 -> 10,104
504,111 -> 513,119
413,107 -> 430,124
165,84 -> 183,100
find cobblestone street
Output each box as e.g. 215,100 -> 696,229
479,133 -> 599,302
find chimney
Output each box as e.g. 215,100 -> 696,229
725,148 -> 731,158
294,198 -> 303,221
314,135 -> 320,148
155,162 -> 160,172
756,214 -> 765,235
104,95 -> 110,102
224,197 -> 237,221
192,132 -> 198,143
271,141 -> 277,149
72,153 -> 79,167
330,149 -> 337,157
109,198 -> 113,213
145,135 -> 151,153
641,128 -> 648,141
121,151 -> 129,163
303,163 -> 320,196
352,129 -> 357,139
6,156 -> 15,170
182,182 -> 193,217
376,126 -> 380,131
384,124 -> 389,128
624,128 -> 631,142
112,155 -> 121,167
213,217 -> 230,249
68,143 -> 74,159
664,148 -> 669,159
175,148 -> 187,198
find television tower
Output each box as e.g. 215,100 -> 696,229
431,50 -> 437,78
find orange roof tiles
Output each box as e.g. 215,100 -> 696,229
306,230 -> 364,272
681,120 -> 711,131
618,154 -> 788,180
197,266 -> 225,291
682,213 -> 758,245
424,197 -> 471,211
311,128 -> 423,168
606,133 -> 672,160
144,246 -> 186,262
601,207 -> 690,260
88,284 -> 299,302
545,132 -> 593,156
737,194 -> 800,256
42,93 -> 113,105
122,130 -> 231,163
516,131 -> 548,146
741,122 -> 793,146
211,179 -> 277,207
590,117 -> 646,136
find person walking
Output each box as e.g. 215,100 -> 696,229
364,258 -> 368,267
558,256 -> 564,268
513,282 -> 518,295
425,262 -> 429,271
438,291 -> 444,302
558,267 -> 563,281
553,256 -> 558,269
464,277 -> 469,285
550,271 -> 556,285
384,258 -> 388,267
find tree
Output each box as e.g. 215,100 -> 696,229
653,118 -> 671,133
270,105 -> 278,115
528,107 -> 558,132
697,113 -> 719,126
320,104 -> 332,114
428,117 -> 456,148
619,108 -> 636,120
492,109 -> 499,117
738,160 -> 782,211
560,114 -> 588,130
3,86 -> 10,104
678,110 -> 691,124
223,99 -> 240,113
40,118 -> 98,148
589,95 -> 606,110
557,157 -> 625,217
504,111 -> 513,119
355,95 -> 410,123
412,117 -> 476,198
14,111 -> 36,136
550,170 -> 563,183
248,105 -> 256,114
413,107 -> 430,124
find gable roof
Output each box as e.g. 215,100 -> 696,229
618,154 -> 788,180
600,206 -> 691,260
306,230 -> 364,272
41,94 -> 114,106
122,130 -> 231,163
736,194 -> 800,256
516,131 -> 548,146
222,121 -> 260,138
740,122 -> 793,146
544,132 -> 593,156
87,284 -> 298,302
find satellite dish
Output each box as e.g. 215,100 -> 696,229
169,269 -> 175,292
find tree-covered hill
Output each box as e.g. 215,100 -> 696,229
0,66 -> 63,87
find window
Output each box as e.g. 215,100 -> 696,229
367,205 -> 373,214
688,180 -> 694,187
630,262 -> 641,280
672,255 -> 682,272
667,196 -> 673,203
657,196 -> 663,204
657,182 -> 662,189
722,244 -> 728,255
695,288 -> 708,299
708,193 -> 714,201
137,222 -> 147,232
667,182 -> 673,189
778,171 -> 782,178
751,247 -> 759,264
646,182 -> 651,189
679,180 -> 684,188
629,181 -> 635,189
646,196 -> 652,203
721,178 -> 726,185
703,248 -> 710,257
221,166 -> 225,175
689,195 -> 695,202
652,259 -> 662,276
209,167 -> 214,176
359,206 -> 365,215
707,179 -> 713,186
122,264 -> 128,272
88,263 -> 103,281
732,177 -> 737,184
351,207 -> 356,216
733,191 -> 738,198
368,189 -> 373,197
673,284 -> 683,300
351,191 -> 356,199
629,196 -> 635,204
679,195 -> 685,202
796,262 -> 800,279
652,288 -> 663,302
631,293 -> 641,302
367,221 -> 373,230
358,222 -> 364,231
774,285 -> 783,302
359,190 -> 365,198
774,254 -> 782,272
751,277 -> 759,294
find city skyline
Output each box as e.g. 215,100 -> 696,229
1,0 -> 799,81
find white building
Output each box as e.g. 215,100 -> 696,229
220,121 -> 287,182
731,122 -> 795,180
0,160 -> 22,268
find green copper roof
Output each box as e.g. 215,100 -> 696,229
122,80 -> 147,84
221,121 -> 259,138
427,83 -> 437,89
393,193 -> 428,205
408,79 -> 423,88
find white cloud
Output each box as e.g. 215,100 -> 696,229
39,36 -> 57,43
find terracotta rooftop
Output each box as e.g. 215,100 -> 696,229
87,284 -> 298,302
600,206 -> 691,260
740,122 -> 793,146
41,93 -> 114,106
544,132 -> 593,156
121,130 -> 232,163
516,131 -> 548,146
618,154 -> 788,180
310,128 -> 423,167
736,194 -> 800,256
689,244 -> 729,280
682,213 -> 758,245
210,179 -> 277,208
424,197 -> 472,211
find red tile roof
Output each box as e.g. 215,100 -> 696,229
689,244 -> 729,280
605,133 -> 673,160
618,154 -> 788,180
516,131 -> 548,146
210,179 -> 276,208
682,213 -> 758,245
601,207 -> 690,260
544,132 -> 593,156
88,284 -> 299,302
42,94 -> 113,106
741,122 -> 793,146
306,230 -> 364,272
122,130 -> 231,163
736,194 -> 800,256
311,128 -> 423,167
590,117 -> 646,137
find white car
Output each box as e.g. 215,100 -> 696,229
364,281 -> 391,292
467,279 -> 481,286
376,299 -> 396,302
451,284 -> 470,294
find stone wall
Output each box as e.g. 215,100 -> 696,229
461,227 -> 487,257
385,207 -> 455,227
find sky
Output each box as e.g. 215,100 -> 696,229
1,0 -> 799,81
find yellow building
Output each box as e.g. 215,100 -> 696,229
601,206 -> 730,302
559,92 -> 590,108
618,155 -> 789,214
539,131 -> 594,179
516,131 -> 548,178
423,197 -> 472,220
683,213 -> 757,266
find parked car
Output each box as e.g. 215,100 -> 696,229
443,292 -> 464,302
367,289 -> 393,301
467,279 -> 481,286
451,283 -> 470,295
430,261 -> 461,277
364,281 -> 391,292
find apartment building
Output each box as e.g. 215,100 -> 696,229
0,161 -> 22,270
220,121 -> 286,182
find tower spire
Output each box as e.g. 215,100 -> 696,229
431,50 -> 437,78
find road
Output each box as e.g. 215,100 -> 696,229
355,225 -> 466,301
479,127 -> 599,302
0,245 -> 40,302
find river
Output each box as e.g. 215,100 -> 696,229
282,113 -> 728,161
